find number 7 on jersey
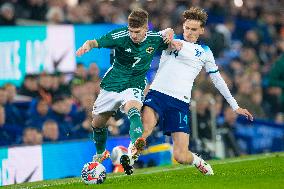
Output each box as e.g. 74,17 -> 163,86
132,57 -> 141,67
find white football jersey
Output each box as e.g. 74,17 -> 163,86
150,39 -> 239,110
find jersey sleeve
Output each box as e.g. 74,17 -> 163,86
201,45 -> 239,110
209,72 -> 239,111
157,37 -> 169,51
202,46 -> 219,74
96,28 -> 127,49
148,30 -> 168,51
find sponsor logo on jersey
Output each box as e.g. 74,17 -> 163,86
125,48 -> 132,52
146,47 -> 154,54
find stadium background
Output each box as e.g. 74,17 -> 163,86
0,0 -> 283,186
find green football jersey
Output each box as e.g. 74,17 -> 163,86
96,27 -> 168,92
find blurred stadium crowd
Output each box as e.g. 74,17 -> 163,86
0,0 -> 283,157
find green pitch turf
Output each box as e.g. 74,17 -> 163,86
4,152 -> 284,189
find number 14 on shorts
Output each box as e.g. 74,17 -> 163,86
179,112 -> 188,126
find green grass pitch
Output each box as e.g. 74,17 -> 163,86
3,152 -> 284,189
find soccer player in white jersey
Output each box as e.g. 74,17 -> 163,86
141,7 -> 253,175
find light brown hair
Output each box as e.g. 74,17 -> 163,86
183,7 -> 208,27
128,8 -> 148,28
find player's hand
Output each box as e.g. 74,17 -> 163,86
170,41 -> 183,51
76,40 -> 92,56
235,108 -> 253,121
163,28 -> 174,44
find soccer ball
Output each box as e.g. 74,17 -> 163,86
110,145 -> 128,165
81,162 -> 106,184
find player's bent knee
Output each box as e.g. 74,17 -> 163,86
92,117 -> 107,129
92,119 -> 102,129
124,101 -> 142,113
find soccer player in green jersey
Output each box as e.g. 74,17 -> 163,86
76,8 -> 179,175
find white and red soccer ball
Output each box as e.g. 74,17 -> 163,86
81,162 -> 106,184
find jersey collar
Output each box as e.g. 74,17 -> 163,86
129,32 -> 148,45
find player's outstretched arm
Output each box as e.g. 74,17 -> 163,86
209,72 -> 253,121
235,108 -> 254,121
76,40 -> 98,57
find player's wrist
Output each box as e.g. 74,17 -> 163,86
86,40 -> 93,49
233,106 -> 240,112
89,40 -> 98,49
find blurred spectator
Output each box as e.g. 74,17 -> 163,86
268,54 -> 284,113
49,95 -> 73,139
0,87 -> 8,106
201,25 -> 226,57
4,83 -> 16,103
26,98 -> 50,128
71,112 -> 93,139
250,88 -> 266,118
88,62 -> 100,79
196,95 -> 212,140
71,81 -> 87,103
42,120 -> 59,142
0,3 -> 16,25
79,94 -> 95,113
22,0 -> 47,21
93,1 -> 114,23
218,105 -> 242,157
0,105 -> 22,146
3,84 -> 24,125
0,105 -> 4,125
275,112 -> 284,124
215,18 -> 235,48
84,80 -> 100,98
235,75 -> 258,116
22,127 -> 42,145
239,47 -> 259,66
38,73 -> 53,104
56,72 -> 71,96
243,30 -> 261,52
18,74 -> 39,98
73,63 -> 87,81
46,6 -> 65,24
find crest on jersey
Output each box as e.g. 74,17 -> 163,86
146,47 -> 154,54
194,49 -> 202,57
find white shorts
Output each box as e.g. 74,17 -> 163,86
92,88 -> 144,115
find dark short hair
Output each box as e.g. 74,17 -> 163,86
128,8 -> 148,28
25,74 -> 37,80
52,95 -> 65,104
183,7 -> 208,27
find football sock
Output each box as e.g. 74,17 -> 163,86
92,127 -> 108,154
128,107 -> 143,143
